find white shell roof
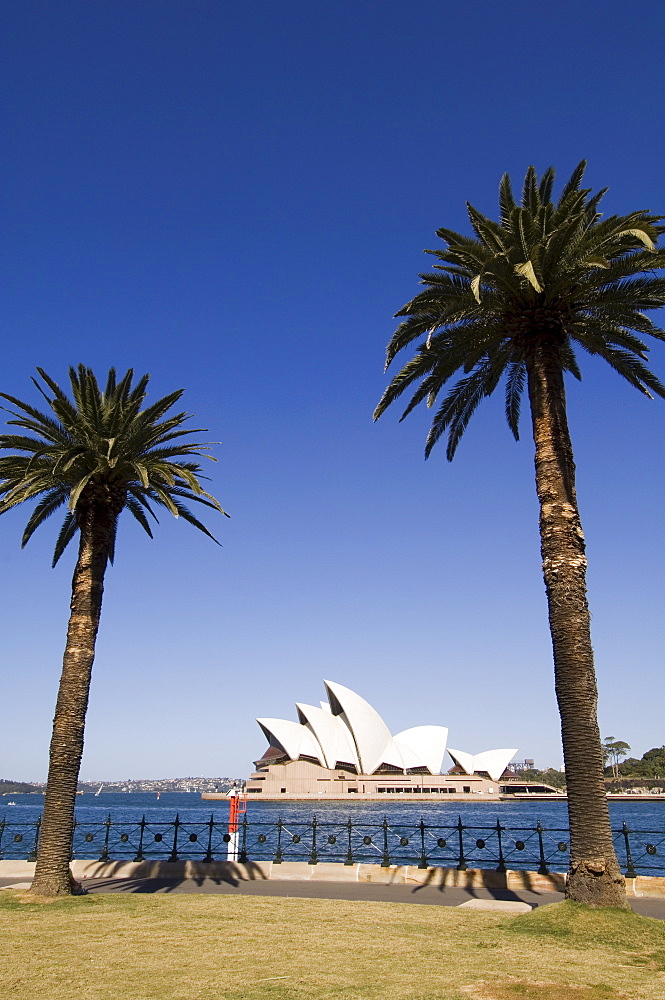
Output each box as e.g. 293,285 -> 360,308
447,747 -> 518,783
295,702 -> 360,770
394,726 -> 449,775
257,718 -> 325,766
255,681 -> 517,778
323,679 -> 394,775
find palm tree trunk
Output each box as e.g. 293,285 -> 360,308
30,500 -> 113,896
525,341 -> 626,908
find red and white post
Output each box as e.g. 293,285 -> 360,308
226,785 -> 247,862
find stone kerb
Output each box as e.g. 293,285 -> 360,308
0,859 -> 662,897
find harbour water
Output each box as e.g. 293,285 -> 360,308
2,790 -> 664,830
2,792 -> 664,874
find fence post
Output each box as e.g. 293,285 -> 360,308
310,815 -> 318,865
238,814 -> 248,863
622,822 -> 637,879
345,817 -> 354,866
381,816 -> 390,867
536,820 -> 549,875
168,814 -> 180,862
456,816 -> 467,871
27,816 -> 41,862
98,814 -> 111,862
273,817 -> 283,864
204,814 -> 215,863
134,816 -> 146,862
495,818 -> 506,873
0,816 -> 5,859
418,818 -> 428,869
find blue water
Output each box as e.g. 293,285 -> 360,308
2,792 -> 664,873
2,790 -> 664,826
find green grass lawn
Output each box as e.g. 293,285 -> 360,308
2,890 -> 664,1000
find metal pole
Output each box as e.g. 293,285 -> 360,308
495,818 -> 506,873
418,818 -> 428,869
536,820 -> 548,875
345,816 -> 354,866
274,817 -> 283,864
622,822 -> 637,879
381,816 -> 390,868
456,816 -> 467,871
168,814 -> 180,863
239,814 -> 248,863
99,814 -> 111,862
310,815 -> 318,865
204,814 -> 214,864
27,816 -> 41,863
134,816 -> 146,862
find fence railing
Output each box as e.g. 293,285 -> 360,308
1,813 -> 663,877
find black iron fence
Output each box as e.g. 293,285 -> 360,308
1,813 -> 664,877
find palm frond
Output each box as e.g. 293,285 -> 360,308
21,488 -> 69,548
504,361 -> 526,440
52,513 -> 77,567
0,367 -> 226,564
376,160 -> 665,459
124,494 -> 155,538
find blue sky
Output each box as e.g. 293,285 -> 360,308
2,1 -> 664,781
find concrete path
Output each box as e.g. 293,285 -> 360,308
3,874 -> 664,918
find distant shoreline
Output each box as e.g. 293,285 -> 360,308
201,791 -> 665,803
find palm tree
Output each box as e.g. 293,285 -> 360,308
374,163 -> 665,907
0,366 -> 228,896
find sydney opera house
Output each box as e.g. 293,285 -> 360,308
245,680 -> 526,800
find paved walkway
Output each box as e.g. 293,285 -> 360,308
3,875 -> 664,918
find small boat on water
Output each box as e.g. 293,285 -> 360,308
7,801 -> 17,806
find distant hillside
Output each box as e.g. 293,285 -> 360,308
0,779 -> 42,794
1,777 -> 241,795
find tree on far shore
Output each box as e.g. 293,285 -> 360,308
0,366 -> 228,896
615,746 -> 665,780
517,768 -> 567,790
374,162 -> 665,907
602,737 -> 631,778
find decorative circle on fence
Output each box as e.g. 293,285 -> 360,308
154,834 -> 163,842
189,834 -> 198,842
257,834 -> 267,844
400,837 -> 409,846
120,833 -> 129,843
647,844 -> 657,855
223,834 -> 231,843
558,842 -> 568,852
13,834 -> 22,843
292,835 -> 301,844
363,836 -> 372,845
476,839 -> 486,849
328,835 -> 337,845
85,833 -> 94,843
515,841 -> 525,851
437,838 -> 447,849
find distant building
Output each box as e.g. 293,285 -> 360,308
511,759 -> 536,773
245,680 -> 526,800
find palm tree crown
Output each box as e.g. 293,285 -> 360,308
0,365 -> 228,563
375,161 -> 665,456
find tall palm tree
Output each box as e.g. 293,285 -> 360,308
0,366 -> 228,896
374,163 -> 665,907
